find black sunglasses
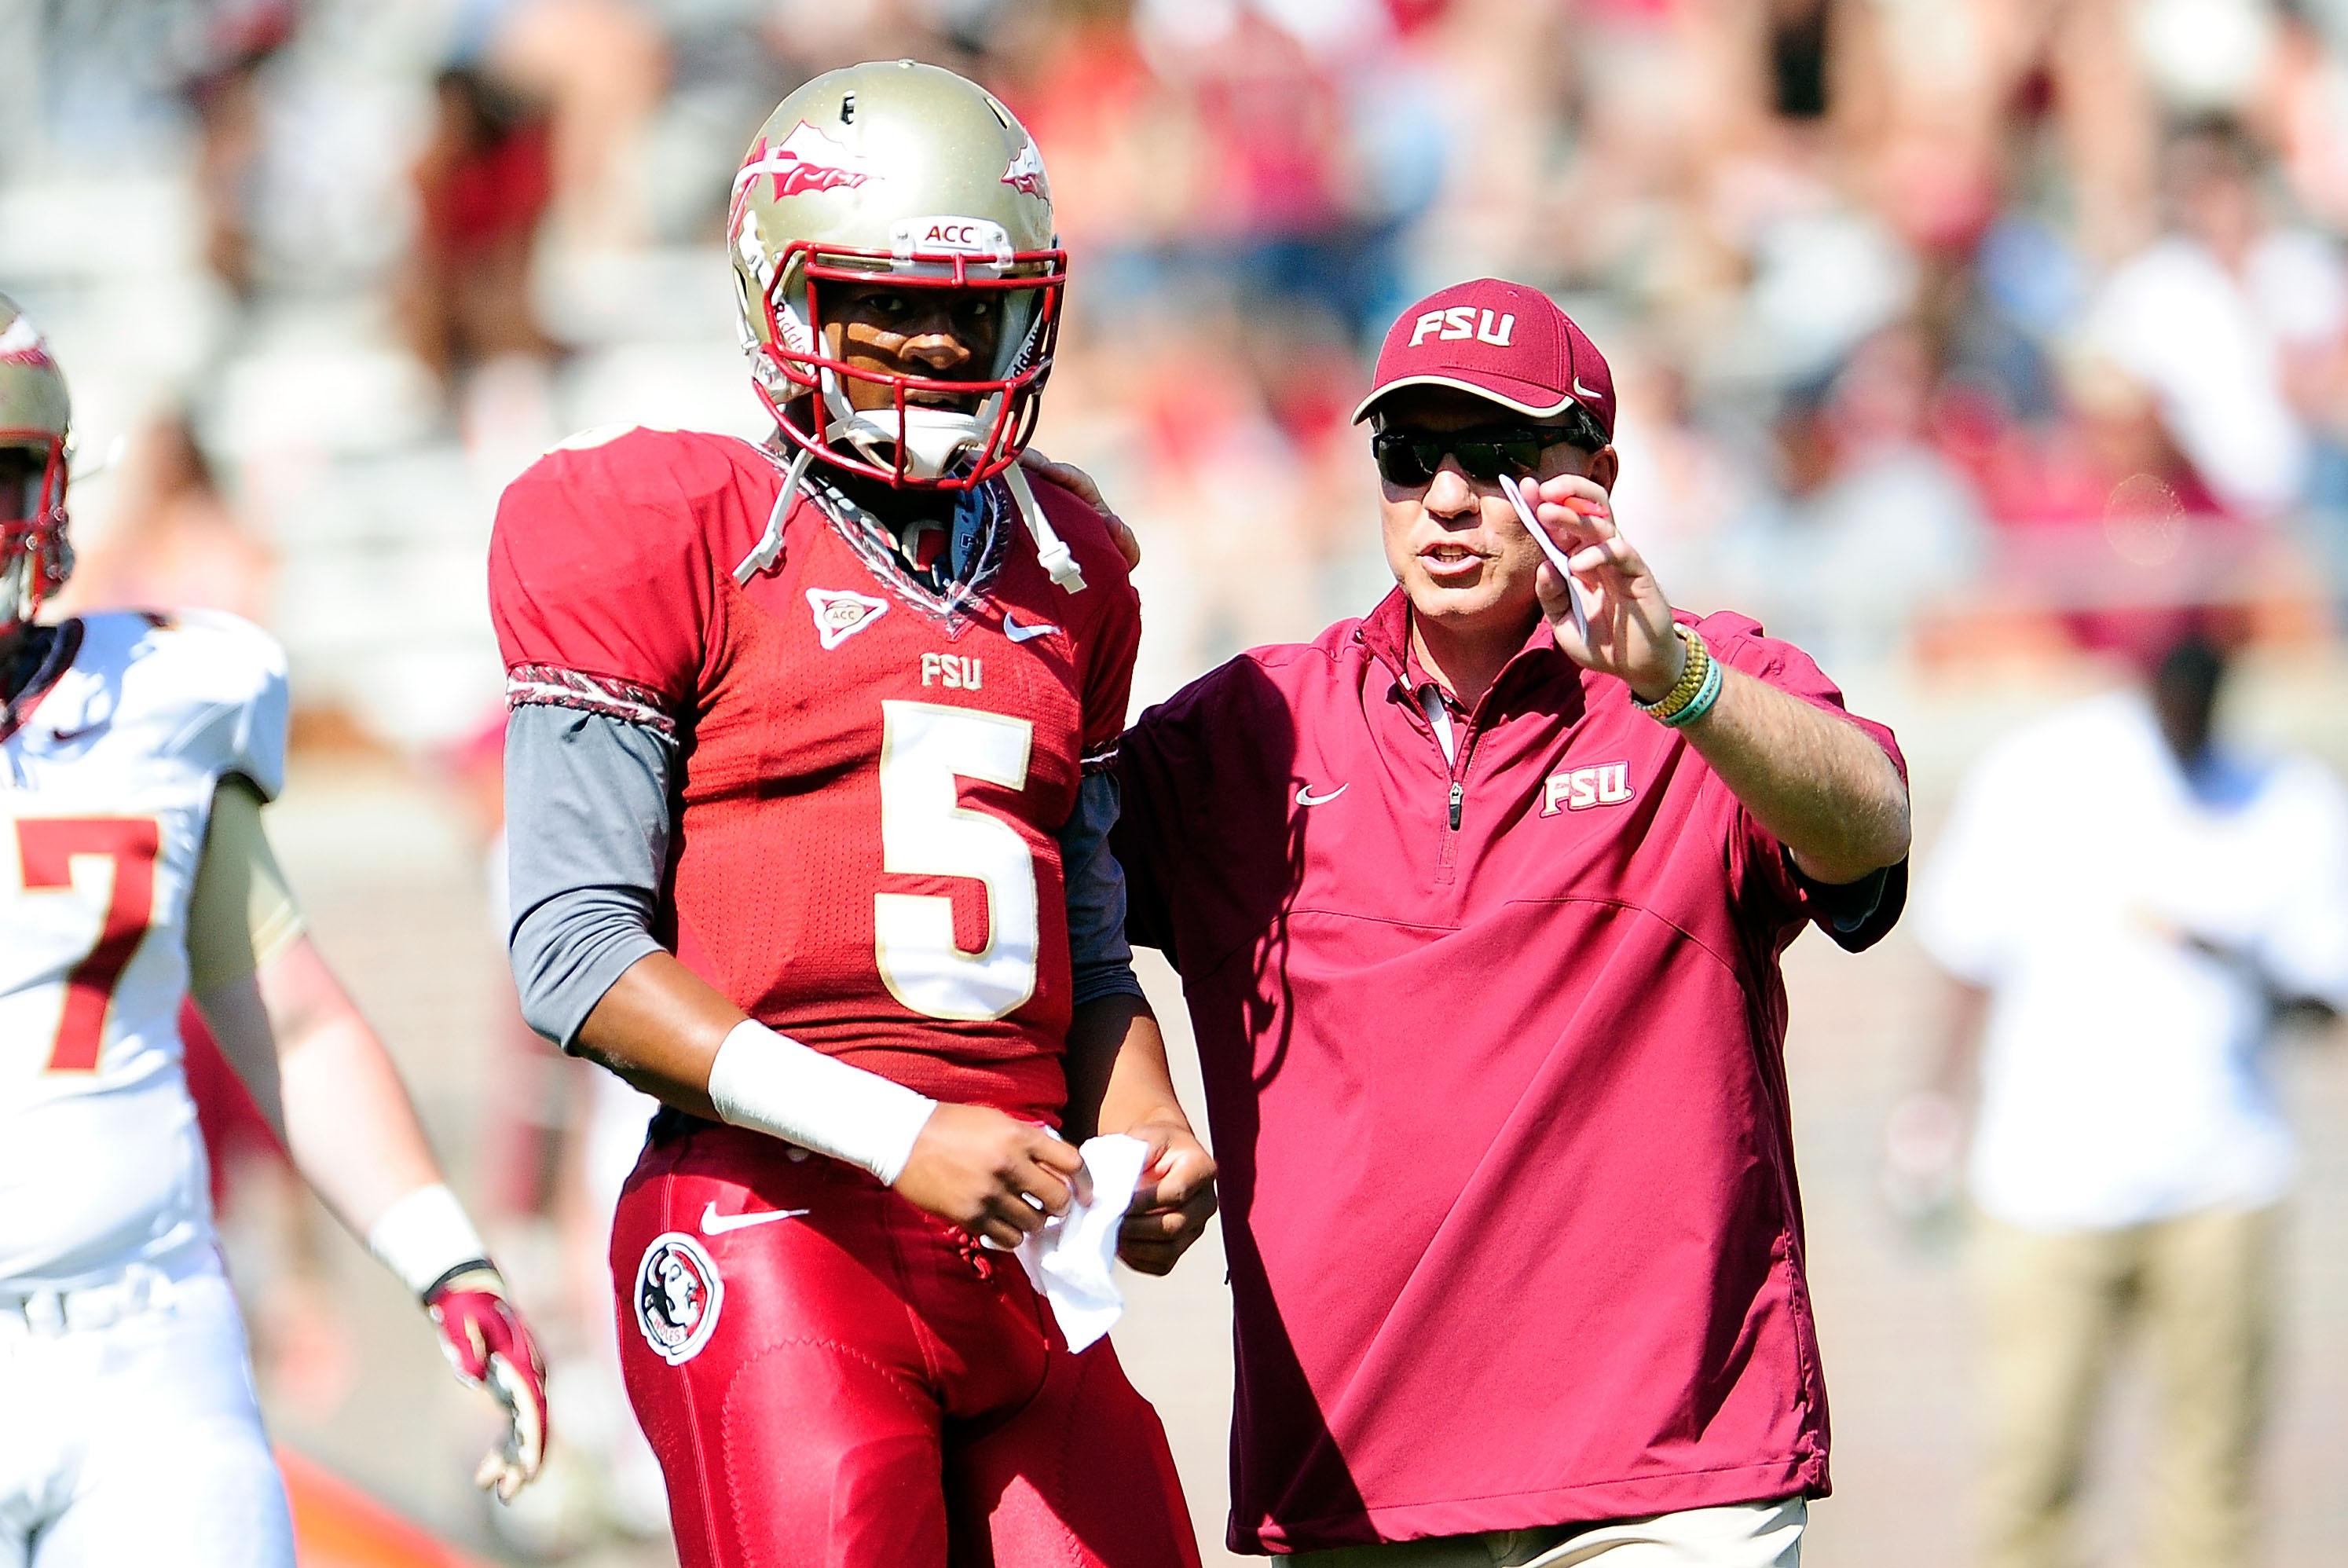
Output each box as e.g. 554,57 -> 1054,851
1371,423 -> 1586,487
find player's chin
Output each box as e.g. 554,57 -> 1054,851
1405,571 -> 1510,621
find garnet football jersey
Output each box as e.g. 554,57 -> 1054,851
488,427 -> 1141,1123
1,610 -> 288,1287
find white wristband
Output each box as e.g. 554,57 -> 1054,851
705,1019 -> 938,1185
367,1183 -> 489,1297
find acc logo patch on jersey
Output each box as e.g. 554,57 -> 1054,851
634,1233 -> 723,1366
806,588 -> 889,650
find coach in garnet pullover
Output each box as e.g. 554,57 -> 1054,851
1113,280 -> 1912,1562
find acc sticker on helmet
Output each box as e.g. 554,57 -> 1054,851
634,1232 -> 723,1366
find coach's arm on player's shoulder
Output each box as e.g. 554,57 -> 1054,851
1522,471 -> 1910,886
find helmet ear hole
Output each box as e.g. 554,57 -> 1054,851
731,269 -> 756,335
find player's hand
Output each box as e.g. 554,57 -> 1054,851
423,1265 -> 548,1502
1113,1116 -> 1217,1276
895,1102 -> 1088,1248
1020,448 -> 1141,569
1518,474 -> 1683,701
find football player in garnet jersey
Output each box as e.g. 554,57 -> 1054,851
488,61 -> 1214,1567
0,296 -> 548,1565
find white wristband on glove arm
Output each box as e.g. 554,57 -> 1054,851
367,1183 -> 491,1298
704,1019 -> 939,1185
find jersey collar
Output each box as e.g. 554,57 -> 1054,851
0,618 -> 82,746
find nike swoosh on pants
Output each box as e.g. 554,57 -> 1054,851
700,1201 -> 811,1236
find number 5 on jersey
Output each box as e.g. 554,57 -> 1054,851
12,819 -> 162,1072
875,702 -> 1039,1022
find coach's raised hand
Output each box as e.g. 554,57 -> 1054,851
896,1104 -> 1088,1250
1521,475 -> 1685,702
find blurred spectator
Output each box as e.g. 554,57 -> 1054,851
1893,632 -> 2348,1568
53,409 -> 273,622
181,0 -> 297,299
1716,322 -> 1987,665
2081,116 -> 2347,518
482,0 -> 670,251
399,64 -> 558,397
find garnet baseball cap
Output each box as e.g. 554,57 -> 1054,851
1351,278 -> 1616,438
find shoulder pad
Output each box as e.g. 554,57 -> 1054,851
99,610 -> 291,799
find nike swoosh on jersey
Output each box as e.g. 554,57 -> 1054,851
699,1201 -> 811,1236
1003,611 -> 1060,643
1295,783 -> 1348,807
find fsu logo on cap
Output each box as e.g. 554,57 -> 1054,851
634,1233 -> 723,1366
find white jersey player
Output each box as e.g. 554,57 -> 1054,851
0,295 -> 548,1566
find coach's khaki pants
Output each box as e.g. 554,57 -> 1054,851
1970,1205 -> 2279,1568
1291,1497 -> 1804,1566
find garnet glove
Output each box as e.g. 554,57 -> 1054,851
424,1263 -> 549,1501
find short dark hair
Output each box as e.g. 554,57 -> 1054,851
1555,401 -> 1610,455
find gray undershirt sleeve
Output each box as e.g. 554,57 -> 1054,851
504,704 -> 672,1050
507,705 -> 1141,1041
1061,771 -> 1146,1008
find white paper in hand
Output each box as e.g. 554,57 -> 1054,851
1499,471 -> 1589,640
1014,1133 -> 1150,1354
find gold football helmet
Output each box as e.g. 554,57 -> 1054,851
0,294 -> 71,632
727,60 -> 1065,493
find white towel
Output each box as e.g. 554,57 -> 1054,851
1014,1134 -> 1150,1354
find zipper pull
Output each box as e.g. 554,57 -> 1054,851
1448,781 -> 1463,830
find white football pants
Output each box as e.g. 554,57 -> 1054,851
1294,1497 -> 1805,1567
0,1261 -> 293,1568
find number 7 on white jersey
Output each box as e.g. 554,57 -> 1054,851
12,818 -> 162,1072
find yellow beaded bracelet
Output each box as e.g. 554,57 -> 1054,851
1632,625 -> 1709,721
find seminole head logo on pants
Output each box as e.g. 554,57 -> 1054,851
634,1233 -> 724,1365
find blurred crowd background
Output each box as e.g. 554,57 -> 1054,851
6,0 -> 2348,1565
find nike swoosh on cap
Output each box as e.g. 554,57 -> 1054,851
1004,610 -> 1060,643
1572,376 -> 1602,401
1295,783 -> 1347,807
700,1201 -> 811,1236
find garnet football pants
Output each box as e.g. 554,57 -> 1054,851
612,1124 -> 1201,1568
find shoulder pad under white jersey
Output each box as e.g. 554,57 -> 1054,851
67,609 -> 291,799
